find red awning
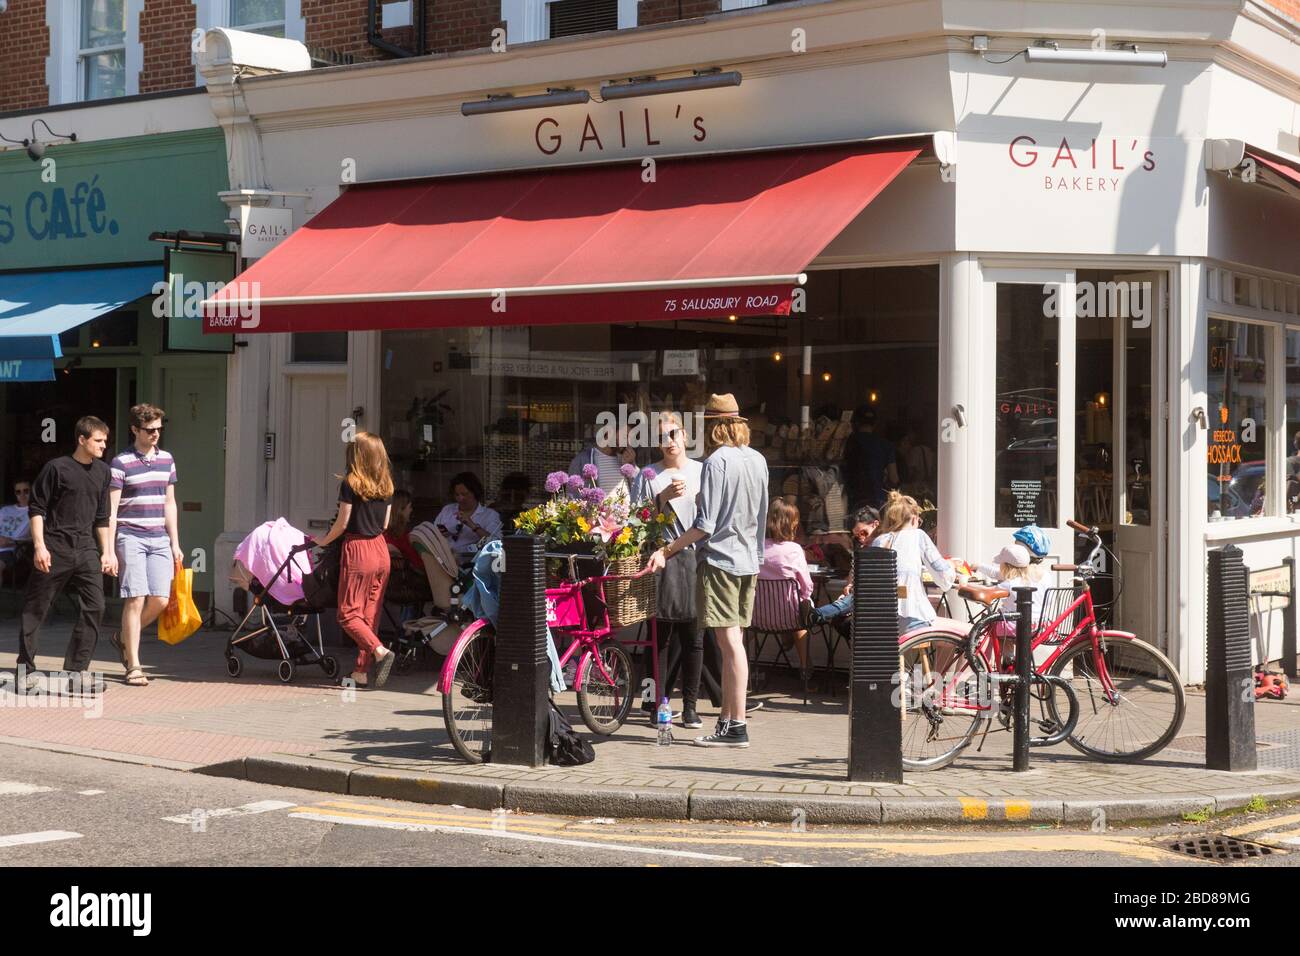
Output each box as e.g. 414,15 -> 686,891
1249,150 -> 1300,187
204,141 -> 921,334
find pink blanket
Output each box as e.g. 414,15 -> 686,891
232,518 -> 312,606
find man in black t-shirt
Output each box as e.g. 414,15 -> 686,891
16,416 -> 117,693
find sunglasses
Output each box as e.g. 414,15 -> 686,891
659,429 -> 682,445
138,426 -> 162,435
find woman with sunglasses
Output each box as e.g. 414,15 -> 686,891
632,412 -> 707,727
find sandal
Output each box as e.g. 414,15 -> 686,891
372,649 -> 395,689
124,667 -> 149,687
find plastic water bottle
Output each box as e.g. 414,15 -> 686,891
656,697 -> 674,746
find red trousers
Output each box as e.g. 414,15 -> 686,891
337,534 -> 391,673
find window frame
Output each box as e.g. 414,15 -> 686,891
77,0 -> 127,102
228,0 -> 287,36
501,0 -> 636,44
1205,312 -> 1275,522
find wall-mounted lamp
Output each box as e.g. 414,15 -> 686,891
869,390 -> 878,403
976,36 -> 1167,69
0,118 -> 78,161
1095,391 -> 1109,407
821,371 -> 832,383
461,88 -> 590,116
600,69 -> 742,101
772,351 -> 783,363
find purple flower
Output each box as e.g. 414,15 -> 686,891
620,463 -> 638,480
579,487 -> 605,505
567,475 -> 585,493
544,471 -> 566,494
582,463 -> 599,480
641,467 -> 657,482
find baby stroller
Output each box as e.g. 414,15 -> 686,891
226,543 -> 339,683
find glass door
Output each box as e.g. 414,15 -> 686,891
981,270 -> 1076,565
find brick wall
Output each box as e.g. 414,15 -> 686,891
139,0 -> 199,94
301,0 -> 503,60
0,0 -> 51,113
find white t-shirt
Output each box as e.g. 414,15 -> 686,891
642,458 -> 704,532
433,503 -> 502,559
568,448 -> 627,494
0,504 -> 30,554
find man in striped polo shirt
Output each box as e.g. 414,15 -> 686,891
108,403 -> 182,687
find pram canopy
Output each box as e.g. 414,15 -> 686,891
232,518 -> 314,607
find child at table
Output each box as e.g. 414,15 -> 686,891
758,498 -> 814,680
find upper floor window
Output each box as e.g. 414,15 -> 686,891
231,0 -> 287,36
548,0 -> 617,38
79,0 -> 126,101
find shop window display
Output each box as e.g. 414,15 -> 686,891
378,266 -> 941,542
1285,328 -> 1300,514
1207,318 -> 1268,520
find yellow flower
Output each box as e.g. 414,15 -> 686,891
577,517 -> 591,533
616,527 -> 633,545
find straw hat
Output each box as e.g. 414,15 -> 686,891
702,393 -> 747,422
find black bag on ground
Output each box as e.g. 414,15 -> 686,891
301,542 -> 341,611
546,701 -> 595,766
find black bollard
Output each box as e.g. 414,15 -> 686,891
1284,557 -> 1297,681
492,535 -> 549,767
1012,586 -> 1034,772
1206,545 -> 1257,772
848,545 -> 902,783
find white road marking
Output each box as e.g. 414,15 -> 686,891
0,830 -> 82,848
290,810 -> 744,862
0,782 -> 55,795
162,800 -> 296,824
77,790 -> 105,796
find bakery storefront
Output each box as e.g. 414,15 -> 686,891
199,2 -> 1300,684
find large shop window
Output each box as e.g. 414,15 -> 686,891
1286,328 -> 1300,514
994,284 -> 1058,527
1207,318 -> 1268,520
378,266 -> 940,541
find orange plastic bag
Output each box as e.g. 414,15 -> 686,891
159,560 -> 202,645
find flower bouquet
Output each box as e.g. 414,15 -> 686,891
512,462 -> 669,626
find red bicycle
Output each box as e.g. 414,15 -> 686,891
439,554 -> 656,764
897,520 -> 1185,770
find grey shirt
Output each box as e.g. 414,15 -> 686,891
693,444 -> 769,576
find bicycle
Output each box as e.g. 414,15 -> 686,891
439,553 -> 651,764
897,519 -> 1185,770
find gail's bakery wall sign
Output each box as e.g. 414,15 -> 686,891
1007,136 -> 1156,192
534,105 -> 708,156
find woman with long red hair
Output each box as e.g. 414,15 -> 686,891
316,432 -> 397,688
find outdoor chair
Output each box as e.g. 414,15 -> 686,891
745,576 -> 811,706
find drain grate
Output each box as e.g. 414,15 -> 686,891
1167,835 -> 1275,861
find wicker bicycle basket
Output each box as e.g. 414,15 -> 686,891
605,553 -> 657,628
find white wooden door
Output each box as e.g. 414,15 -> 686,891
1111,271 -> 1166,647
287,374 -> 349,534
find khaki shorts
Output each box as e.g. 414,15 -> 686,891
697,564 -> 756,629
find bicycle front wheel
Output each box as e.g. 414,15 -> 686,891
1050,637 -> 1185,761
576,641 -> 635,735
897,632 -> 989,771
442,621 -> 496,764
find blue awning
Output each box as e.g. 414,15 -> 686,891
0,358 -> 55,382
0,265 -> 159,360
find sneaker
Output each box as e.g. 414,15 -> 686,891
679,710 -> 703,729
694,718 -> 749,748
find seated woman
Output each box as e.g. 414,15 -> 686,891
757,498 -> 815,680
382,489 -> 431,607
870,491 -> 957,635
433,472 -> 502,564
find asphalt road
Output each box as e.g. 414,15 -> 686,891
1,742 -> 1299,869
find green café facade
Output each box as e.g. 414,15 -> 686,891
0,126 -> 231,604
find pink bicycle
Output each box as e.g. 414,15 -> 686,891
439,555 -> 656,764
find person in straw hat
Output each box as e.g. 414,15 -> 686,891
645,393 -> 768,748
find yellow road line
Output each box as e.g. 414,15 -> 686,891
292,802 -> 1183,861
959,798 -> 988,820
1004,801 -> 1032,822
1222,812 -> 1300,838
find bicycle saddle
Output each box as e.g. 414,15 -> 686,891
957,583 -> 1010,606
